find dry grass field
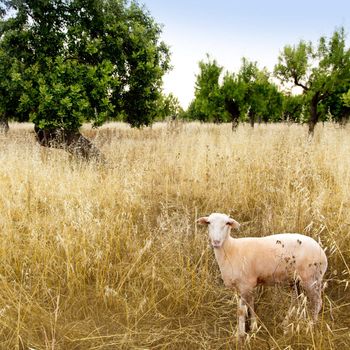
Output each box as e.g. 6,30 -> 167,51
0,121 -> 350,349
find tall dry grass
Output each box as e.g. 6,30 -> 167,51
0,122 -> 349,349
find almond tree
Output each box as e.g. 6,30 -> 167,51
0,0 -> 170,158
189,55 -> 225,122
222,58 -> 283,127
274,28 -> 350,134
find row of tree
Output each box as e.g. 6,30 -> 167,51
185,28 -> 350,134
186,56 -> 284,127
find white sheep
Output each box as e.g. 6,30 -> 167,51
197,213 -> 328,338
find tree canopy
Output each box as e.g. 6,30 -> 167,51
188,55 -> 225,122
186,56 -> 283,126
0,0 -> 170,131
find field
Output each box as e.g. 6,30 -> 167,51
0,122 -> 350,349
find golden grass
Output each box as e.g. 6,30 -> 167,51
0,121 -> 349,349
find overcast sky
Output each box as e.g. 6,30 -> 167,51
141,0 -> 350,108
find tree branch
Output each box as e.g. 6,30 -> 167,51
293,76 -> 309,91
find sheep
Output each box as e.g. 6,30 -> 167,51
197,213 -> 328,338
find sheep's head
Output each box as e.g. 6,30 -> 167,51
197,213 -> 240,248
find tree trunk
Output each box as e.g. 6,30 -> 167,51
339,106 -> 350,127
308,93 -> 320,136
231,118 -> 239,131
34,126 -> 105,162
249,110 -> 255,128
224,98 -> 240,131
0,113 -> 9,134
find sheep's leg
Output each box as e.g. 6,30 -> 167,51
303,281 -> 322,322
237,291 -> 257,339
243,293 -> 257,332
250,304 -> 258,332
237,297 -> 248,339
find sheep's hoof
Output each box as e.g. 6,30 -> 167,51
234,328 -> 247,341
237,333 -> 246,348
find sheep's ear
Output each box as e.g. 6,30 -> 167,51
226,218 -> 240,230
197,217 -> 209,225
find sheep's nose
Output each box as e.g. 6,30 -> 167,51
212,240 -> 221,246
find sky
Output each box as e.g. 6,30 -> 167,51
140,0 -> 350,108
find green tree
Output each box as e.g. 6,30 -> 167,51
342,89 -> 350,107
0,0 -> 170,157
320,84 -> 350,125
235,58 -> 283,127
220,73 -> 244,129
236,58 -> 259,126
282,94 -> 306,123
274,28 -> 350,134
264,82 -> 284,122
156,93 -> 183,121
189,55 -> 225,122
187,56 -> 283,127
0,52 -> 24,132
